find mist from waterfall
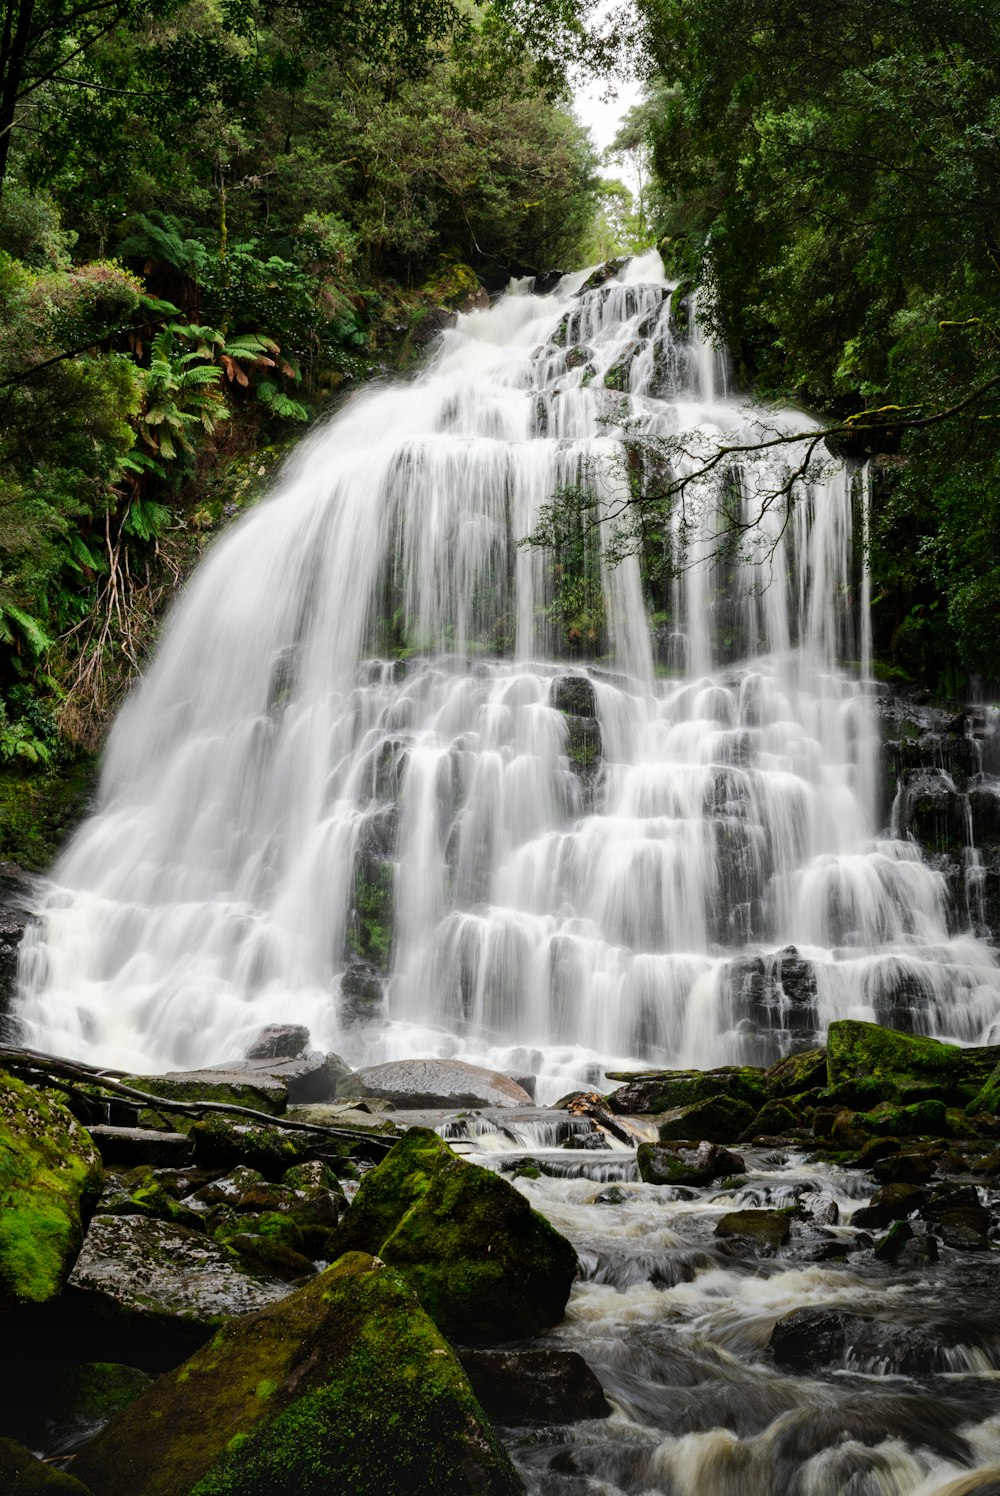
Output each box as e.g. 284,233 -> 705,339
15,251 -> 1000,1097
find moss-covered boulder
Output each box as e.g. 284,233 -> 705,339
606,1066 -> 767,1116
636,1140 -> 745,1186
967,1060 -> 1000,1117
656,1093 -> 758,1143
0,1438 -> 93,1493
73,1253 -> 523,1496
825,1021 -> 997,1105
326,1128 -> 577,1342
188,1116 -> 341,1176
765,1048 -> 827,1097
95,1167 -> 205,1230
124,1069 -> 287,1116
0,1069 -> 103,1310
714,1209 -> 792,1255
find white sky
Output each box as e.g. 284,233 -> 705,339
574,74 -> 643,161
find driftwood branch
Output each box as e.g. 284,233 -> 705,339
0,1043 -> 396,1153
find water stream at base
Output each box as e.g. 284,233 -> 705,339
438,1115 -> 1000,1496
12,249 -> 1000,1089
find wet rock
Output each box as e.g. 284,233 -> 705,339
188,1116 -> 341,1177
0,1068 -> 103,1311
606,1066 -> 767,1115
244,1049 -> 352,1104
826,1019 -> 999,1106
575,257 -> 629,294
873,1220 -> 913,1261
765,1047 -> 827,1097
95,1166 -> 205,1230
0,863 -> 35,1040
849,1136 -> 901,1168
73,1253 -> 523,1496
244,1024 -> 310,1060
636,1140 -> 745,1186
799,1191 -> 839,1226
336,1058 -> 533,1110
850,1182 -> 926,1228
967,1060 -> 1000,1117
769,1307 -> 951,1375
86,1125 -> 192,1167
66,1214 -> 292,1353
222,1233 -> 317,1282
872,1151 -> 938,1185
714,1208 -> 792,1255
0,1437 -> 92,1492
458,1349 -> 611,1425
564,344 -> 592,370
656,1093 -> 758,1143
971,1148 -> 1000,1177
936,1207 -> 990,1250
749,1100 -> 801,1137
123,1067 -> 287,1116
326,1127 -> 577,1342
551,674 -> 596,718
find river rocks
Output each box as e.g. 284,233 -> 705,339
655,1093 -> 758,1143
714,1208 -> 792,1255
326,1127 -> 577,1342
73,1252 -> 523,1496
769,1307 -> 952,1375
636,1140 -> 745,1186
336,1058 -> 533,1110
458,1349 -> 610,1425
606,1065 -> 767,1116
551,674 -> 596,718
0,1068 -> 103,1310
936,1207 -> 990,1250
851,1182 -> 926,1228
66,1214 -> 292,1360
872,1150 -> 938,1185
95,1166 -> 205,1230
244,1025 -> 310,1060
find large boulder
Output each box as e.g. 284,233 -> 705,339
655,1093 -> 758,1143
0,1439 -> 92,1493
326,1128 -> 577,1342
244,1025 -> 310,1060
65,1214 -> 292,1363
825,1020 -> 999,1105
0,1068 -> 103,1310
73,1253 -> 523,1496
606,1066 -> 767,1116
336,1058 -> 532,1110
458,1349 -> 610,1425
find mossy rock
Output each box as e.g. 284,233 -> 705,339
857,1099 -> 950,1138
0,757 -> 97,872
750,1100 -> 801,1137
765,1048 -> 827,1098
608,1066 -> 767,1116
95,1167 -> 204,1230
0,1068 -> 103,1310
656,1093 -> 758,1144
73,1253 -> 523,1496
189,1117 -> 344,1177
967,1060 -> 1000,1117
714,1209 -> 792,1255
124,1071 -> 287,1117
0,1438 -> 93,1492
636,1141 -> 745,1186
825,1021 -> 993,1106
7,1362 -> 152,1460
325,1128 -> 577,1342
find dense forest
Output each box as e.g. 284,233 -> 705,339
2,0 -> 999,859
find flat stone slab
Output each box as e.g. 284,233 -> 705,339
68,1215 -> 291,1330
87,1126 -> 191,1167
124,1068 -> 287,1115
336,1059 -> 533,1109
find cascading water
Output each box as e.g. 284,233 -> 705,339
13,250 -> 1000,1088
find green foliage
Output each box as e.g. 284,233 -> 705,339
634,0 -> 1000,686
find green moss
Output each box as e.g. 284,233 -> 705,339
98,1167 -> 204,1230
656,1093 -> 758,1144
324,1128 -> 577,1342
967,1060 -> 1000,1116
189,1117 -> 345,1177
765,1048 -> 827,1097
0,757 -> 97,869
825,1020 -> 978,1104
751,1100 -> 801,1136
124,1075 -> 286,1117
0,1438 -> 93,1492
852,1099 -> 950,1138
74,1254 -> 522,1496
0,1069 -> 103,1309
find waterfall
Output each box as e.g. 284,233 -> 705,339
14,251 -> 1000,1097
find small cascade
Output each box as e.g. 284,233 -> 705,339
12,251 -> 1000,1093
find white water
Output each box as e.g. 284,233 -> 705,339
14,252 -> 1000,1087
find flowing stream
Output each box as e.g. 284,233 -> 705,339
14,249 -> 1000,1085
